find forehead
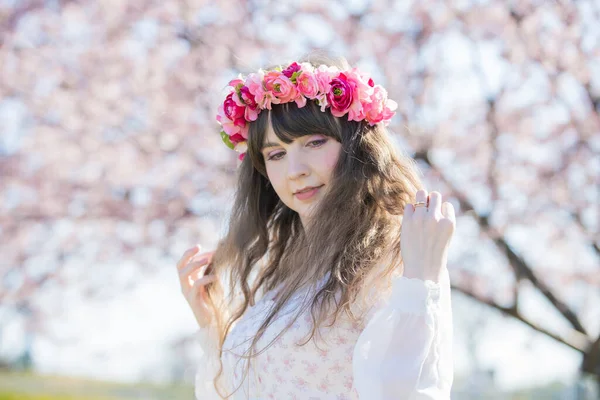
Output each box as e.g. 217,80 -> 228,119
264,119 -> 277,141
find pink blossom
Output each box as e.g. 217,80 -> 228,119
228,77 -> 245,92
247,71 -> 280,110
295,95 -> 307,108
347,101 -> 366,121
244,71 -> 263,97
314,66 -> 333,95
264,71 -> 301,105
298,62 -> 315,72
364,85 -> 397,125
296,71 -> 319,99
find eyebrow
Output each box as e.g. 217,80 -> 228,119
261,141 -> 282,150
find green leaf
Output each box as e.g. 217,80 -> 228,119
220,131 -> 235,150
290,71 -> 301,84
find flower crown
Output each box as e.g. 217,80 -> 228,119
216,62 -> 398,160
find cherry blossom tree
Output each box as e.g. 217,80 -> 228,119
0,0 -> 598,393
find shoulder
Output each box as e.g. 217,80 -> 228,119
350,251 -> 402,321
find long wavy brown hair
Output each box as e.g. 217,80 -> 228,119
204,52 -> 424,398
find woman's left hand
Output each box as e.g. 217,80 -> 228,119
400,189 -> 456,283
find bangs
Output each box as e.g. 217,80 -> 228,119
269,100 -> 342,143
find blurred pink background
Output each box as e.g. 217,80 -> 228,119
1,0 -> 598,398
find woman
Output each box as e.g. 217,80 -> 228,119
177,53 -> 455,399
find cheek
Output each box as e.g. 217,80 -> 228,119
322,145 -> 341,173
266,166 -> 285,192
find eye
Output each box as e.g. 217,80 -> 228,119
267,151 -> 285,161
308,139 -> 327,147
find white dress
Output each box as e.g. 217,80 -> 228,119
194,269 -> 453,399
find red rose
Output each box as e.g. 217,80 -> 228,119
238,86 -> 257,110
327,73 -> 354,116
223,93 -> 245,124
282,62 -> 301,78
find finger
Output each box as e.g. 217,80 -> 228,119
176,245 -> 202,270
190,274 -> 218,296
190,251 -> 215,265
442,201 -> 456,224
179,261 -> 210,288
415,189 -> 428,203
414,189 -> 428,216
428,191 -> 442,217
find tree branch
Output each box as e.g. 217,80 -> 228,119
452,284 -> 590,353
415,150 -> 589,335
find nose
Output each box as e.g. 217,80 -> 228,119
286,150 -> 310,180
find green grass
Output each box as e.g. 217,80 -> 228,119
0,394 -> 113,400
0,371 -> 193,400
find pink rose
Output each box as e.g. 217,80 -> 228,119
228,78 -> 246,107
228,78 -> 245,91
364,86 -> 397,126
264,71 -> 298,103
314,66 -> 335,111
298,62 -> 315,74
246,71 -> 279,110
314,67 -> 333,95
245,71 -> 263,96
296,71 -> 319,99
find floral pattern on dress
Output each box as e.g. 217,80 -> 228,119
195,273 -> 453,400
217,281 -> 366,399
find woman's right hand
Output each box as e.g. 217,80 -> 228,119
177,245 -> 219,329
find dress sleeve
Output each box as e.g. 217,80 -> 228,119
352,268 -> 453,399
194,324 -> 222,400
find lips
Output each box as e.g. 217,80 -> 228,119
295,185 -> 322,194
294,185 -> 323,200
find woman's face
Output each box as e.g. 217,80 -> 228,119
261,121 -> 342,228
